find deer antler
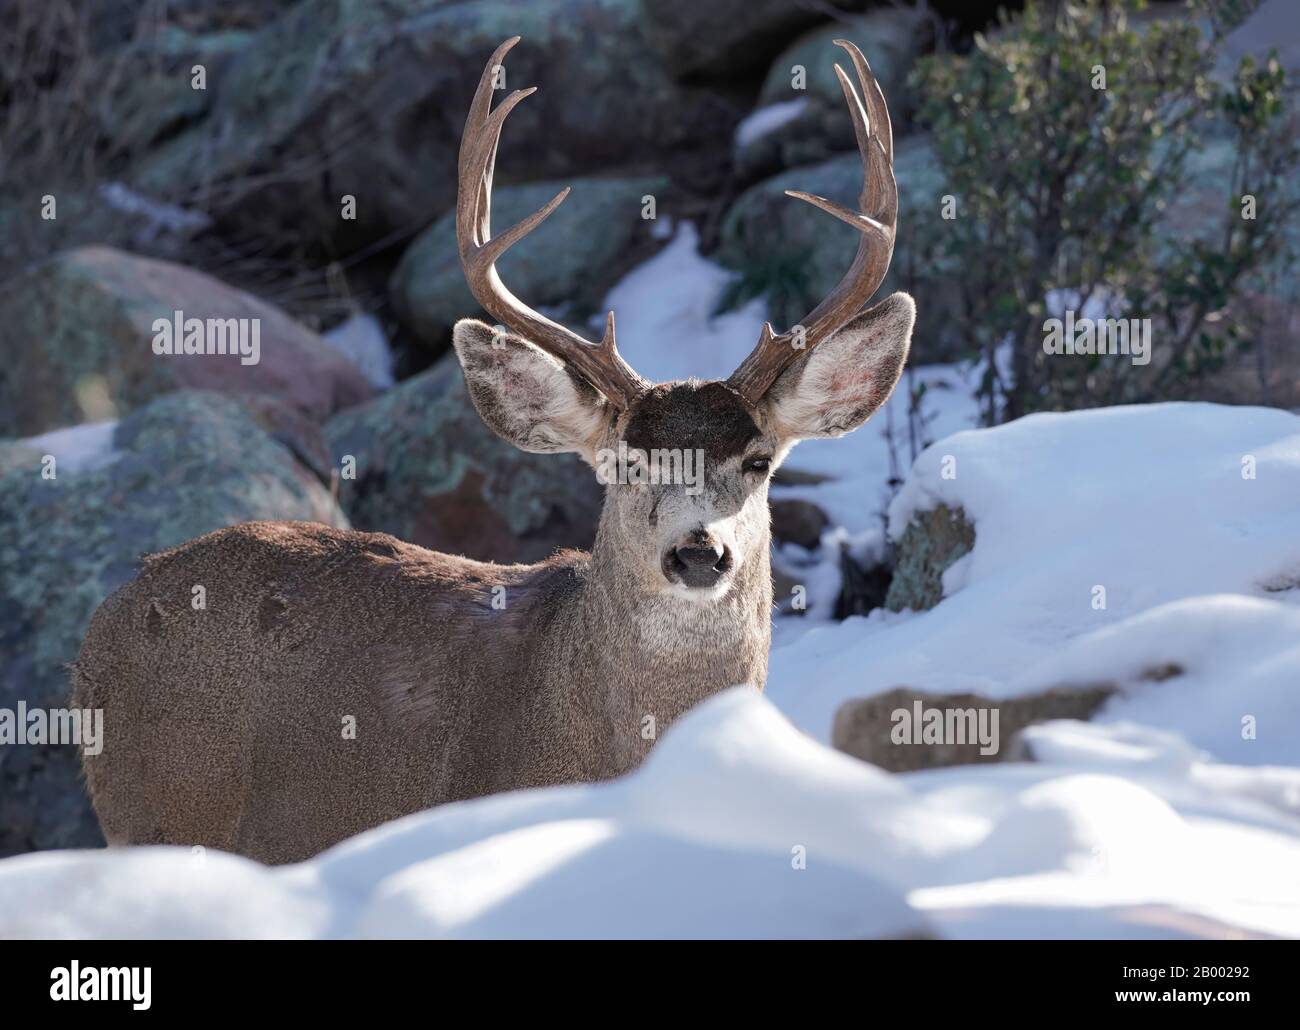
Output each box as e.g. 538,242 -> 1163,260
457,37 -> 649,410
726,39 -> 898,408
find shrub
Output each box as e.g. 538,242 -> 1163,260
910,0 -> 1298,420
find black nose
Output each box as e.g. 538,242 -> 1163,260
665,544 -> 733,589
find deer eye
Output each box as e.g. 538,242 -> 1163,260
743,455 -> 772,476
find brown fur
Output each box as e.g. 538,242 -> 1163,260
74,516 -> 771,864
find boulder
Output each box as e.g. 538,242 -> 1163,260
0,391 -> 346,856
769,498 -> 829,550
130,0 -> 736,254
392,174 -> 669,350
325,353 -> 603,564
735,10 -> 931,179
0,247 -> 373,437
87,0 -> 298,48
97,27 -> 251,154
831,684 -> 1118,773
884,504 -> 974,612
640,0 -> 824,79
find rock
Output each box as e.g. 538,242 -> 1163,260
833,546 -> 893,621
130,0 -> 735,255
391,174 -> 669,350
719,134 -> 964,362
238,394 -> 337,484
325,353 -> 603,564
0,247 -> 374,437
0,391 -> 346,857
831,684 -> 1117,773
87,0 -> 298,49
640,0 -> 824,79
884,504 -> 974,612
97,27 -> 251,153
769,498 -> 829,550
735,10 -> 931,180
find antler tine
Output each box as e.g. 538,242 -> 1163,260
726,39 -> 898,408
456,38 -> 649,410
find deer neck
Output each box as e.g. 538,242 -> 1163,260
556,510 -> 772,775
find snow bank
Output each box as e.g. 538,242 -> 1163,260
0,692 -> 927,940
3,689 -> 1296,939
769,403 -> 1300,746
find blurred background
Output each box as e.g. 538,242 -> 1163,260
0,0 -> 1296,858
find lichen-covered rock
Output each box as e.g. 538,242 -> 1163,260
130,0 -> 734,254
326,354 -> 602,564
97,27 -> 252,153
719,134 -> 963,361
87,0 -> 298,48
831,684 -> 1117,773
0,247 -> 373,437
0,391 -> 346,856
735,10 -> 930,179
391,174 -> 669,351
640,0 -> 823,78
884,504 -> 974,613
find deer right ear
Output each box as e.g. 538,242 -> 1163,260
453,319 -> 611,458
764,292 -> 915,441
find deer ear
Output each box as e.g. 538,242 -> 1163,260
453,319 -> 610,458
765,292 -> 914,440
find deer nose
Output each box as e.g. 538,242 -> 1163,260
664,541 -> 733,589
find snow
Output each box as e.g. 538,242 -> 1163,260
599,221 -> 770,383
98,181 -> 211,239
321,311 -> 396,389
0,847 -> 328,939
4,689 -> 1296,939
770,402 -> 1300,739
0,694 -> 926,940
17,420 -> 120,474
734,98 -> 809,149
1,232 -> 1297,939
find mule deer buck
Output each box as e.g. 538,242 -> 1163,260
74,37 -> 914,864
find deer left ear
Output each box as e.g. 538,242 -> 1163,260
765,292 -> 915,440
453,318 -> 611,460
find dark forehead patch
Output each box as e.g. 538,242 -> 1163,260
624,380 -> 760,460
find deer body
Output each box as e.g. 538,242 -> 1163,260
75,498 -> 771,864
75,37 -> 915,864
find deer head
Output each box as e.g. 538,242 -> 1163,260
453,37 -> 915,602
